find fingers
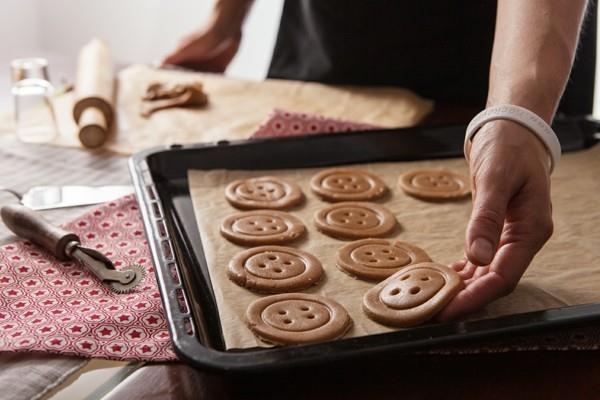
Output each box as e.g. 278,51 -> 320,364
465,170 -> 512,266
438,240 -> 541,321
454,261 -> 478,281
436,270 -> 508,321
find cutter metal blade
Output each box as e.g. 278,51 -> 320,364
109,264 -> 147,294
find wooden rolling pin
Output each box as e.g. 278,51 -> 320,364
72,38 -> 114,148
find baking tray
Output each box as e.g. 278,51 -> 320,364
129,117 -> 600,373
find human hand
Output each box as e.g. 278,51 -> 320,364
162,25 -> 241,72
438,119 -> 554,320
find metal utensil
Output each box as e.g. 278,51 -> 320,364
0,185 -> 133,210
0,204 -> 145,293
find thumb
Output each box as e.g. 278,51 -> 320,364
466,173 -> 511,266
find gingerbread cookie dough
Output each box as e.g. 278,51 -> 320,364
220,210 -> 305,246
310,168 -> 388,202
228,246 -> 324,293
140,81 -> 208,117
314,202 -> 396,239
225,176 -> 303,210
399,169 -> 470,200
246,293 -> 352,345
336,239 -> 431,281
363,262 -> 463,327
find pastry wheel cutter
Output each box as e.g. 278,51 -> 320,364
0,204 -> 145,293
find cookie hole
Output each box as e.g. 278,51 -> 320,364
258,264 -> 266,268
267,188 -> 275,193
369,259 -> 378,263
341,219 -> 349,223
255,227 -> 264,232
401,274 -> 411,281
266,219 -> 274,223
390,288 -> 401,295
359,213 -> 367,217
300,306 -> 309,311
283,261 -> 293,265
270,226 -> 278,230
307,314 -> 315,319
283,319 -> 292,324
421,277 -> 430,281
257,185 -> 264,190
267,255 -> 277,261
388,257 -> 396,261
365,252 -> 374,256
357,221 -> 365,225
249,221 -> 256,225
410,287 -> 421,295
259,193 -> 267,197
352,185 -> 359,189
278,310 -> 287,315
273,268 -> 283,273
344,212 -> 351,217
382,249 -> 390,254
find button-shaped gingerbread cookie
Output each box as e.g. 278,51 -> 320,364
228,246 -> 324,293
336,239 -> 431,281
363,262 -> 463,327
310,168 -> 388,202
246,293 -> 352,345
225,176 -> 303,210
399,169 -> 470,200
220,210 -> 306,246
314,202 -> 396,239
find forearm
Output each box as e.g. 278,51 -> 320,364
487,0 -> 588,123
209,0 -> 254,36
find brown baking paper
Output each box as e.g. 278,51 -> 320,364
35,64 -> 432,154
188,145 -> 600,350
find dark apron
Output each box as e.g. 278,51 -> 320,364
268,0 -> 497,108
268,1 -> 596,116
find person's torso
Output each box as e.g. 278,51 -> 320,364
268,0 -> 497,106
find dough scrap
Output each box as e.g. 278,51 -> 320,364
140,81 -> 208,117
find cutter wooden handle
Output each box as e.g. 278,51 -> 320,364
0,204 -> 80,260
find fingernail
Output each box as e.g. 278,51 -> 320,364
470,238 -> 494,265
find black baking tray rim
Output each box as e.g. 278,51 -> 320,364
128,121 -> 600,374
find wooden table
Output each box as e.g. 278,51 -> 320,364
101,350 -> 600,400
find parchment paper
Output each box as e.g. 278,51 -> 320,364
188,144 -> 600,350
0,64 -> 432,153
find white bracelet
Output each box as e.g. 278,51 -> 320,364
464,104 -> 561,173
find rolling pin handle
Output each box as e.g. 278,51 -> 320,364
0,204 -> 80,260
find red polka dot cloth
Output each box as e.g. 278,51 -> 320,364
0,195 -> 176,361
252,108 -> 380,138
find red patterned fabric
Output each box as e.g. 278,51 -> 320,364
0,195 -> 176,361
251,108 -> 379,138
